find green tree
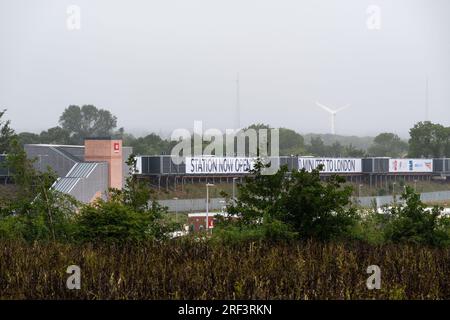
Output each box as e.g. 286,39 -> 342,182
109,156 -> 158,212
127,133 -> 173,155
39,126 -> 72,145
328,141 -> 343,157
0,109 -> 15,153
307,136 -> 326,156
59,105 -> 118,144
74,200 -> 160,243
219,161 -> 357,241
385,186 -> 449,246
343,143 -> 366,157
368,132 -> 408,157
17,132 -> 41,145
75,156 -> 177,243
1,139 -> 78,241
278,127 -> 305,155
281,166 -> 357,240
408,121 -> 449,157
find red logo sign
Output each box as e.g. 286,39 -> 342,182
113,142 -> 120,153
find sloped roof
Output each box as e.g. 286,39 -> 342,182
53,177 -> 81,194
67,162 -> 99,178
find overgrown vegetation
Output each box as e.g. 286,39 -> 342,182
409,121 -> 450,158
0,140 -> 177,243
216,161 -> 450,246
0,241 -> 448,299
74,157 -> 178,243
0,139 -> 78,242
385,187 -> 450,246
216,162 -> 357,242
0,109 -> 15,154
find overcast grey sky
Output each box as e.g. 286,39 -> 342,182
0,0 -> 449,138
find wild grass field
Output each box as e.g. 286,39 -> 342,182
0,240 -> 448,300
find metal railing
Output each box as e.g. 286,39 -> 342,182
159,190 -> 450,212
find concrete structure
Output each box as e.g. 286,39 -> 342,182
85,138 -> 124,189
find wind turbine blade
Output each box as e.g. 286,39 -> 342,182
316,102 -> 334,114
335,104 -> 350,113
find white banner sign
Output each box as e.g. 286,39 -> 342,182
389,159 -> 433,173
298,157 -> 362,173
185,157 -> 255,174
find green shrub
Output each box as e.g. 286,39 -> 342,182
212,214 -> 297,244
385,186 -> 449,246
74,199 -> 174,243
221,161 -> 358,242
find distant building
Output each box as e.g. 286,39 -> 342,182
24,137 -> 132,203
187,212 -> 237,232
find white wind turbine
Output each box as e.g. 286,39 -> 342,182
315,102 -> 350,135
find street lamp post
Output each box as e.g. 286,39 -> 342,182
414,180 -> 418,192
392,182 -> 396,195
206,183 -> 215,232
173,197 -> 178,223
358,184 -> 363,198
232,177 -> 238,203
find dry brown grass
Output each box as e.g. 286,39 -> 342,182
0,240 -> 448,300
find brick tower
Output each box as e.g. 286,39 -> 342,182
84,137 -> 123,189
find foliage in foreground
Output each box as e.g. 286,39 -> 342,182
385,187 -> 450,246
71,156 -> 179,243
0,150 -> 176,243
0,139 -> 79,242
216,162 -> 450,246
0,240 -> 448,300
217,161 -> 359,242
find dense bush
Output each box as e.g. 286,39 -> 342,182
0,139 -> 79,242
385,187 -> 450,246
220,161 -> 358,242
74,200 -> 174,243
212,214 -> 298,244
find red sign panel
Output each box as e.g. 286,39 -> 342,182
113,142 -> 120,153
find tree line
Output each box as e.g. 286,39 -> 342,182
0,105 -> 412,157
4,105 -> 450,159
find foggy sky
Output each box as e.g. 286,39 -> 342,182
1,0 -> 449,138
